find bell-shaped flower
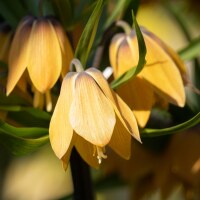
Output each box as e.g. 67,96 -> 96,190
6,16 -> 73,111
49,59 -> 141,168
109,21 -> 186,127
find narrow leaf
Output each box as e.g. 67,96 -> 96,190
111,12 -> 146,89
0,120 -> 48,138
141,112 -> 200,137
104,0 -> 131,29
0,132 -> 49,155
179,36 -> 200,61
75,0 -> 104,67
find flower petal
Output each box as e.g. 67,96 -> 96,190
86,68 -> 141,142
27,19 -> 62,93
61,134 -> 77,170
49,72 -> 77,159
52,19 -> 74,78
109,116 -> 131,159
116,77 -> 155,127
69,72 -> 116,147
140,34 -> 185,107
7,17 -> 33,95
109,33 -> 125,77
75,135 -> 99,169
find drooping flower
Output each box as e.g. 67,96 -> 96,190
6,16 -> 73,111
49,59 -> 141,168
109,21 -> 186,127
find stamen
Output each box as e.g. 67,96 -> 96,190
45,90 -> 52,112
33,89 -> 43,109
93,146 -> 107,164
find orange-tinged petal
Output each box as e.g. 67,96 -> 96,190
52,19 -> 74,77
7,17 -> 33,95
75,135 -> 99,169
27,19 -> 62,93
86,68 -> 140,142
117,77 -> 155,127
61,134 -> 77,170
109,116 -> 131,159
109,33 -> 125,77
69,72 -> 116,147
140,34 -> 185,107
49,72 -> 77,159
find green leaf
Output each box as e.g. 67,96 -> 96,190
52,0 -> 73,30
179,36 -> 200,61
0,120 -> 49,155
75,0 -> 104,67
0,0 -> 26,28
111,12 -> 146,89
103,0 -> 132,29
0,120 -> 48,138
0,106 -> 51,121
141,112 -> 200,137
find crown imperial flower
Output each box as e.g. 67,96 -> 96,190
6,16 -> 73,95
109,21 -> 186,127
49,59 -> 141,168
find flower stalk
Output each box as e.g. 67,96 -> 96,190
70,148 -> 95,200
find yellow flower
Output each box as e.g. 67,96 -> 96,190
49,59 -> 141,168
6,16 -> 73,110
109,21 -> 186,127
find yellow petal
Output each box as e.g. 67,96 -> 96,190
7,17 -> 33,95
109,33 -> 125,77
109,116 -> 131,159
86,68 -> 141,142
49,72 -> 77,159
140,34 -> 185,107
52,20 -> 74,78
75,135 -> 99,169
61,134 -> 77,171
116,77 -> 155,127
69,72 -> 116,147
27,19 -> 62,93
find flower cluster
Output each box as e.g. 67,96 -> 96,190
5,15 -> 187,168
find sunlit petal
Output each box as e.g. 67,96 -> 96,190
140,34 -> 185,107
7,17 -> 33,95
109,116 -> 131,159
27,19 -> 62,93
109,33 -> 125,77
69,72 -> 116,146
75,135 -> 99,169
61,134 -> 77,171
52,19 -> 74,78
49,72 -> 77,159
87,68 -> 140,142
117,77 -> 155,127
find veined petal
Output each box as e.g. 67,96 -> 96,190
52,19 -> 74,77
49,72 -> 77,159
7,17 -> 33,95
116,34 -> 139,76
86,68 -> 140,142
109,34 -> 125,77
61,134 -> 77,171
116,77 -> 155,127
75,135 -> 99,169
140,34 -> 185,107
61,37 -> 74,78
27,19 -> 62,93
69,72 -> 116,147
109,116 -> 131,159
